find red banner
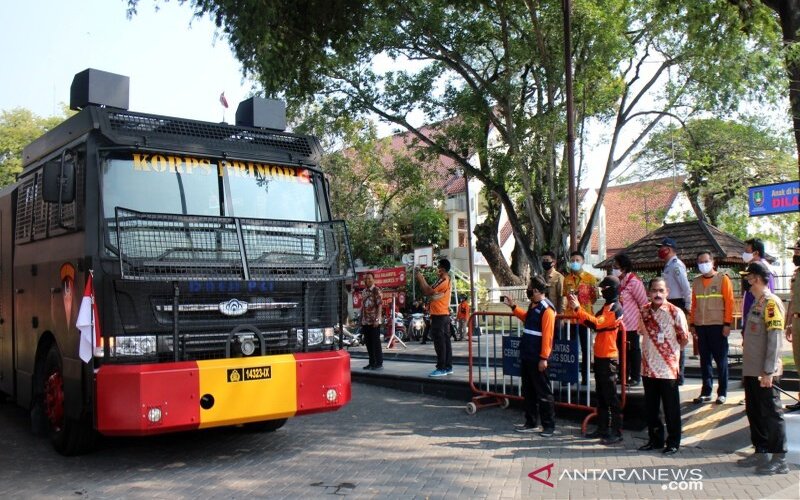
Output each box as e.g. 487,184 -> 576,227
355,267 -> 407,289
352,267 -> 407,308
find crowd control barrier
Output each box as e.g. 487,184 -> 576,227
466,311 -> 628,433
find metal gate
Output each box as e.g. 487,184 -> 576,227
466,311 -> 628,433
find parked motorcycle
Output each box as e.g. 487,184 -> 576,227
408,313 -> 425,341
335,324 -> 362,348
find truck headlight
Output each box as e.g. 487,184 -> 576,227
112,335 -> 157,356
298,328 -> 334,346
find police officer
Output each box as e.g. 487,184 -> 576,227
736,261 -> 788,475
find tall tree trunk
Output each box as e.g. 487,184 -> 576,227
474,220 -> 524,286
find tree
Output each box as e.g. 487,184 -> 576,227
729,0 -> 800,172
0,108 -> 65,187
634,118 -> 795,226
131,0 -> 784,284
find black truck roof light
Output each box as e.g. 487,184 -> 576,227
235,97 -> 287,131
70,68 -> 130,111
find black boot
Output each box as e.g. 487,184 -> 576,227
756,453 -> 789,475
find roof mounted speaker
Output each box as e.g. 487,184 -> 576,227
235,97 -> 286,131
70,68 -> 130,111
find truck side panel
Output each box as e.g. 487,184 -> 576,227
0,193 -> 14,397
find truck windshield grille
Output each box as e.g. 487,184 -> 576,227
111,208 -> 354,282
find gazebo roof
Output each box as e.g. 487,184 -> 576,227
595,219 -> 751,271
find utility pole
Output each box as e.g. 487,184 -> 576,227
563,0 -> 577,253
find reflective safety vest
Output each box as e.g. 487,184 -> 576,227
521,299 -> 552,361
692,272 -> 724,326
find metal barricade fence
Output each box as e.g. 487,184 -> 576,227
466,311 -> 628,433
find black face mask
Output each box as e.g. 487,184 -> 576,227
542,261 -> 553,270
742,278 -> 751,292
794,255 -> 800,267
526,289 -> 534,299
601,288 -> 618,302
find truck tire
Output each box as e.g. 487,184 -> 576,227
41,345 -> 96,455
242,418 -> 288,433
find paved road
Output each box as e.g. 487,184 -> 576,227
0,383 -> 798,499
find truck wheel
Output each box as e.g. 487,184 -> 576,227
242,418 -> 288,433
41,345 -> 95,455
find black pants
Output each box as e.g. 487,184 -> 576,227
642,376 -> 681,448
667,298 -> 687,384
616,329 -> 641,383
594,358 -> 622,437
570,323 -> 590,383
362,325 -> 383,368
743,376 -> 786,453
520,357 -> 556,430
430,315 -> 452,371
696,325 -> 729,397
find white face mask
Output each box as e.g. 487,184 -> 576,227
742,252 -> 754,263
698,262 -> 713,275
611,268 -> 622,277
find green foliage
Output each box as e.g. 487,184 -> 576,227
634,117 -> 796,231
0,108 -> 66,187
131,0 -> 785,282
411,207 -> 447,248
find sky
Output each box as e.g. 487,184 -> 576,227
0,0 -> 253,123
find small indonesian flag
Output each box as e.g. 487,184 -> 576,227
219,92 -> 229,109
77,272 -> 100,363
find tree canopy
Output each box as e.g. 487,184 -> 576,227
634,117 -> 797,241
130,0 -> 786,283
0,108 -> 65,187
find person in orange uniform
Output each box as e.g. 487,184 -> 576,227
562,251 -> 598,385
415,259 -> 453,377
568,276 -> 623,445
505,276 -> 557,437
689,251 -> 734,404
456,296 -> 470,341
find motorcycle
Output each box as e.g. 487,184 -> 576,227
335,324 -> 362,348
408,313 -> 425,341
391,312 -> 407,341
449,314 -> 459,341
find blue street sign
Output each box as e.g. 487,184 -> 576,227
502,336 -> 521,377
548,335 -> 579,384
748,181 -> 799,217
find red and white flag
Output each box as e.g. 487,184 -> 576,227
77,272 -> 100,363
219,92 -> 229,109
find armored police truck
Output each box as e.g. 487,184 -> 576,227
0,69 -> 354,454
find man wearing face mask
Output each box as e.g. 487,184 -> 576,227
562,251 -> 598,385
742,238 -> 775,323
569,276 -> 624,445
541,251 -> 564,313
505,276 -> 557,437
689,251 -> 734,405
656,237 -> 691,385
785,238 -> 800,412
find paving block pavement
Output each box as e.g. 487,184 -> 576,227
1,380 -> 797,499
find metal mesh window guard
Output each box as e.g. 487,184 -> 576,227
113,207 -> 354,282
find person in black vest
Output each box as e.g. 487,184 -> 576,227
504,276 -> 558,437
